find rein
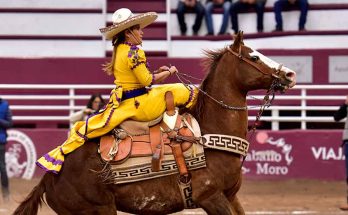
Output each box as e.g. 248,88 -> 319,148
175,72 -> 247,111
176,69 -> 278,130
174,45 -> 282,112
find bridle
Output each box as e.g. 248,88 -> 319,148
227,45 -> 283,79
226,45 -> 284,130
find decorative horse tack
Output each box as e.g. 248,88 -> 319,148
201,134 -> 249,156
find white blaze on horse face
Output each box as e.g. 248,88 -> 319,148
250,50 -> 280,70
250,49 -> 297,87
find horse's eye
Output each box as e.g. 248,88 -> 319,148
251,56 -> 260,61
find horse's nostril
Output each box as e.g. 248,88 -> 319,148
286,71 -> 296,80
285,71 -> 297,88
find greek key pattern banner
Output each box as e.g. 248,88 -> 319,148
201,134 -> 250,156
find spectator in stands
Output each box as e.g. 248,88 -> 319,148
69,93 -> 105,125
334,95 -> 348,211
177,0 -> 205,35
36,8 -> 197,174
273,0 -> 309,31
230,0 -> 267,34
0,97 -> 12,202
205,0 -> 232,35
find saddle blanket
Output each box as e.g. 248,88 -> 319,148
110,149 -> 206,184
107,114 -> 206,184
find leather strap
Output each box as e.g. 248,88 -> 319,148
160,115 -> 181,139
132,135 -> 150,143
161,110 -> 190,176
151,91 -> 176,172
150,124 -> 162,172
149,125 -> 161,153
171,143 -> 188,176
165,91 -> 175,116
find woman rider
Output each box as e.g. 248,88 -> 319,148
36,8 -> 197,173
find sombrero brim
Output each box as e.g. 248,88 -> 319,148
100,12 -> 158,40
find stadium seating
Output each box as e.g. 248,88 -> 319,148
2,0 -> 348,58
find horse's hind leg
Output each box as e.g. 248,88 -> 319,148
197,191 -> 234,215
45,196 -> 73,215
47,193 -> 117,215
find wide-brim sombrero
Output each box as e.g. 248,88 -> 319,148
100,9 -> 158,40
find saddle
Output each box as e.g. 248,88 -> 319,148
99,91 -> 200,176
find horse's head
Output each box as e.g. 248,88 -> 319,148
226,31 -> 296,93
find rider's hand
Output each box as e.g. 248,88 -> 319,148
157,66 -> 170,73
168,66 -> 178,75
345,95 -> 348,105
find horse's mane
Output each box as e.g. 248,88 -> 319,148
188,47 -> 228,122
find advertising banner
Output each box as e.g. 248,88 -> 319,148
6,129 -> 67,178
271,56 -> 313,83
329,56 -> 348,83
244,130 -> 344,180
4,129 -> 345,180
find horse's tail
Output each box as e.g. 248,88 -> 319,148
13,173 -> 52,215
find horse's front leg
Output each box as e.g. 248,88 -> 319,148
195,191 -> 234,215
224,173 -> 245,215
228,195 -> 245,215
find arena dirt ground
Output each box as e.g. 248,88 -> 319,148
2,178 -> 347,215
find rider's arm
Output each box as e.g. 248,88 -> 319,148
128,49 -> 152,86
152,67 -> 177,84
129,49 -> 176,86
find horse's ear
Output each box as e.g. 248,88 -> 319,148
231,31 -> 244,51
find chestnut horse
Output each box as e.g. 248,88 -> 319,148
14,32 -> 296,215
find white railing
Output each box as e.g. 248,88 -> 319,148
0,84 -> 114,122
0,84 -> 346,130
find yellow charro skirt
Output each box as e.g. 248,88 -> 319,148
36,83 -> 197,173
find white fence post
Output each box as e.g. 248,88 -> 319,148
272,109 -> 279,130
69,88 -> 75,128
301,88 -> 307,130
166,0 -> 172,57
102,0 -> 107,57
